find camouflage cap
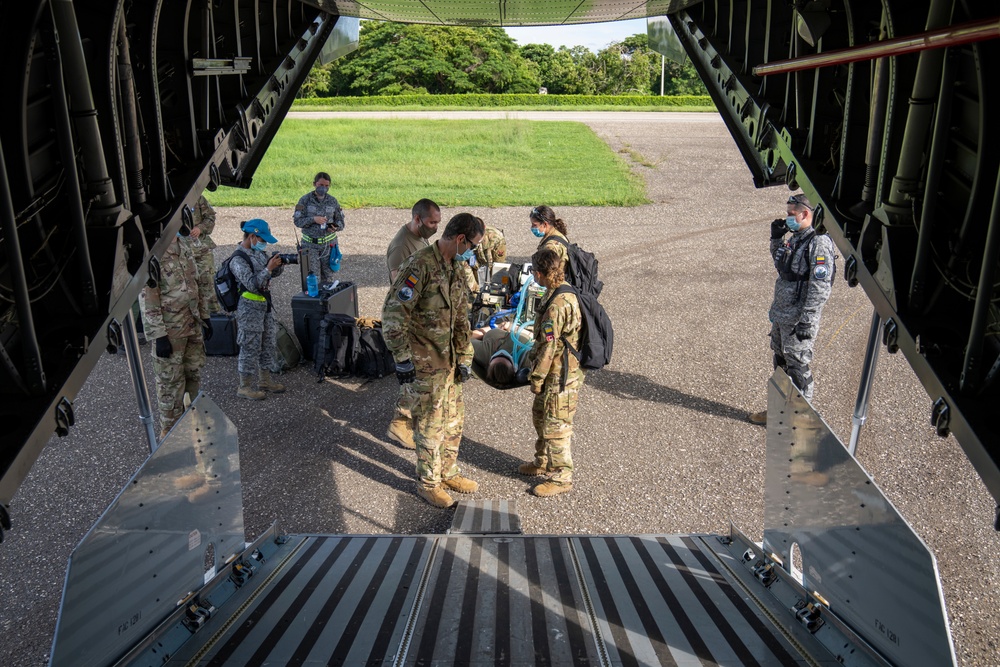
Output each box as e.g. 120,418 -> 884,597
241,218 -> 277,244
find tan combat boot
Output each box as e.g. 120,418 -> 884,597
443,475 -> 479,494
259,370 -> 286,393
517,462 -> 547,476
416,485 -> 454,508
386,417 -> 416,449
532,481 -> 573,497
748,410 -> 767,425
237,373 -> 266,400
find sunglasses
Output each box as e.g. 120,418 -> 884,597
787,195 -> 813,210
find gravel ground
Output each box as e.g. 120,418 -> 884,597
0,115 -> 997,665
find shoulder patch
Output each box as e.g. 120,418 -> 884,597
404,273 -> 418,289
813,265 -> 829,280
543,321 -> 555,342
397,286 -> 414,302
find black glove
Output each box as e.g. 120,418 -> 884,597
794,322 -> 813,341
154,336 -> 173,358
395,359 -> 416,384
202,318 -> 213,342
771,218 -> 787,239
456,364 -> 471,383
515,367 -> 530,384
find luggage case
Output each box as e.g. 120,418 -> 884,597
291,282 -> 358,360
205,312 -> 239,356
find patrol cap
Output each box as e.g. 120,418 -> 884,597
241,218 -> 278,244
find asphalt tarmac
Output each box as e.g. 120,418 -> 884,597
1,115 -> 997,665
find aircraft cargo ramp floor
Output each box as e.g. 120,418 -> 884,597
159,527 -> 825,667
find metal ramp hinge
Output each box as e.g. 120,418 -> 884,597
182,600 -> 216,633
229,557 -> 257,587
753,561 -> 777,587
793,600 -> 825,633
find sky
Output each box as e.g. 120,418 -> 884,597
504,18 -> 646,52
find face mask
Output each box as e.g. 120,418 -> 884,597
418,220 -> 437,239
315,185 -> 329,196
457,248 -> 475,262
253,241 -> 267,252
530,226 -> 545,238
786,215 -> 801,232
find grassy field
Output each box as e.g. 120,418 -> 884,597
209,118 -> 648,208
292,103 -> 712,113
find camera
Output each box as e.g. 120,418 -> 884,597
274,253 -> 299,265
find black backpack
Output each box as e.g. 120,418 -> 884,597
215,249 -> 252,313
354,323 -> 395,378
314,313 -> 359,377
551,284 -> 614,375
551,236 -> 603,298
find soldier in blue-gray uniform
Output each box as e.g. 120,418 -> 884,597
293,171 -> 345,286
229,219 -> 286,400
749,194 -> 836,424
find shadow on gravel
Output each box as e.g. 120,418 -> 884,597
587,369 -> 748,423
457,435 -> 526,477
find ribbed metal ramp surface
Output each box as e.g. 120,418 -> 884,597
167,533 -> 823,666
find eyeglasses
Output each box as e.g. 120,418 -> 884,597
787,195 -> 813,210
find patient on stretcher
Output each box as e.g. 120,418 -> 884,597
471,322 -> 532,388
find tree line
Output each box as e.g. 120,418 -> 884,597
300,22 -> 707,98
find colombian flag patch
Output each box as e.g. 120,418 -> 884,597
404,273 -> 418,288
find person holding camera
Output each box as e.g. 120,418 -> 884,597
294,171 -> 345,287
229,219 -> 286,400
381,213 -> 484,508
139,218 -> 214,439
748,193 -> 836,424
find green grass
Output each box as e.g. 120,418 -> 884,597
291,93 -> 714,112
293,104 -> 713,113
210,118 -> 648,207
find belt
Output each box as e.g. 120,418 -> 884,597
302,232 -> 337,244
241,291 -> 267,302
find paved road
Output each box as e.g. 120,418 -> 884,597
1,115 -> 997,666
287,110 -> 719,122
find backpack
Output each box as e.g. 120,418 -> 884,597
550,236 -> 603,298
313,313 -> 359,377
270,320 -> 302,372
215,249 -> 252,313
551,284 -> 614,374
354,321 -> 395,378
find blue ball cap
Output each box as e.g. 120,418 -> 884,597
241,218 -> 278,244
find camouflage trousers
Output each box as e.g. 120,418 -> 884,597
531,380 -> 581,485
301,241 -> 336,284
770,321 -> 816,400
236,301 -> 277,376
191,242 -> 219,312
395,382 -> 417,421
413,370 -> 465,489
151,333 -> 206,433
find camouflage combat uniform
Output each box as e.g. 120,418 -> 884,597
527,282 -> 584,486
139,236 -> 212,435
190,195 -> 219,311
294,190 -> 345,284
472,226 -> 507,288
382,243 -> 473,490
385,224 -> 430,426
230,247 -> 284,377
538,230 -> 570,273
768,227 -> 836,399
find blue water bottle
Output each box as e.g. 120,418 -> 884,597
306,271 -> 319,298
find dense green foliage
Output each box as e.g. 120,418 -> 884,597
302,23 -> 707,98
207,119 -> 647,208
292,93 -> 713,108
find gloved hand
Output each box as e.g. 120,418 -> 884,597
395,359 -> 416,384
154,336 -> 172,359
771,218 -> 787,239
793,322 -> 813,341
515,367 -> 530,384
202,318 -> 213,342
456,364 -> 471,383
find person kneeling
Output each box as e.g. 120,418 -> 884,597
519,248 -> 584,497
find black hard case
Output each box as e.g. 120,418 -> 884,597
291,282 -> 358,360
205,313 -> 239,356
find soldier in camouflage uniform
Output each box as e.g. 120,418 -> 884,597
189,195 -> 219,312
470,224 -> 507,290
382,213 -> 485,508
529,205 -> 570,272
230,219 -> 286,400
749,194 -> 836,424
293,171 -> 345,286
517,247 -> 584,497
139,226 -> 214,439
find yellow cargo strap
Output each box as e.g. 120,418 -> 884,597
241,291 -> 266,302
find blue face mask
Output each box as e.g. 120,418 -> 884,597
785,215 -> 801,232
253,241 -> 267,252
457,248 -> 475,262
315,185 -> 329,196
530,226 -> 545,238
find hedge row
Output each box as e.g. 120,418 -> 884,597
292,94 -> 714,108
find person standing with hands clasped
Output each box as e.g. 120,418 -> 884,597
139,219 -> 214,439
294,172 -> 345,287
382,213 -> 485,508
517,247 -> 585,497
748,193 -> 836,424
230,219 -> 286,400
